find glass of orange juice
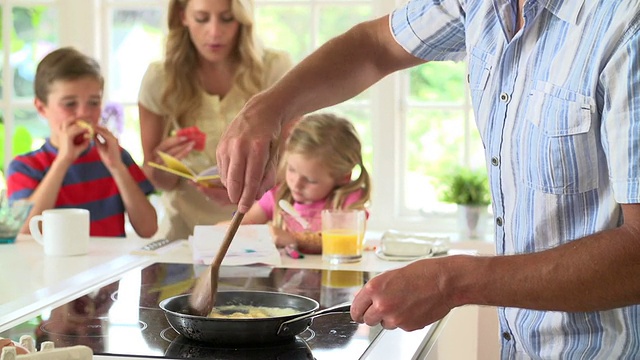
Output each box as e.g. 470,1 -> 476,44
321,209 -> 366,264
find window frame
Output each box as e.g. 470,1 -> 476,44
0,0 -> 477,233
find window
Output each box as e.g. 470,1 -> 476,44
0,0 -> 481,233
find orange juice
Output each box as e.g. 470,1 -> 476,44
321,209 -> 366,264
321,229 -> 363,263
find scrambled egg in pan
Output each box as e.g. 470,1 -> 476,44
209,305 -> 300,319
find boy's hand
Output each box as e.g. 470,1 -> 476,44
57,120 -> 94,163
94,126 -> 124,170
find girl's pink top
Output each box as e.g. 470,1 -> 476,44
257,187 -> 367,222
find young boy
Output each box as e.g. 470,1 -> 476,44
6,47 -> 158,238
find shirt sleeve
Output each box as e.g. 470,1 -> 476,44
120,148 -> 155,196
256,187 -> 277,220
138,61 -> 165,115
390,0 -> 467,61
6,156 -> 40,201
602,29 -> 640,203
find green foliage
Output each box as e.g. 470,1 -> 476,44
0,124 -> 34,173
436,167 -> 491,205
409,61 -> 466,102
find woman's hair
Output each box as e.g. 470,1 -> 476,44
274,113 -> 372,220
162,0 -> 265,127
34,47 -> 103,104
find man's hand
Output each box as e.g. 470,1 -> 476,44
216,104 -> 282,213
350,258 -> 454,331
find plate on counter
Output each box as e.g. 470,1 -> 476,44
374,246 -> 449,261
374,230 -> 450,261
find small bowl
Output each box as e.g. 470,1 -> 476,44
0,199 -> 33,244
282,210 -> 322,254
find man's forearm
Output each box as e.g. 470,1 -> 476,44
449,221 -> 640,312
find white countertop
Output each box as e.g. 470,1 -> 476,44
0,234 -> 153,331
0,230 -> 494,359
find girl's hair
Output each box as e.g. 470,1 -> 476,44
162,0 -> 265,127
34,47 -> 103,104
274,113 -> 372,220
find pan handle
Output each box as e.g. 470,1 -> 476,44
277,302 -> 351,336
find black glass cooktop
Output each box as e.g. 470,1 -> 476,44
1,263 -> 382,359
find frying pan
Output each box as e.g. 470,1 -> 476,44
159,290 -> 351,345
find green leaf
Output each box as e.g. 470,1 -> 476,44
436,167 -> 491,205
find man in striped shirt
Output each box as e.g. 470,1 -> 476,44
216,0 -> 640,358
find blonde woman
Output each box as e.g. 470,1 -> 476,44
138,0 -> 293,240
241,113 -> 372,248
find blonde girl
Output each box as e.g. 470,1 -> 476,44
138,0 -> 293,240
243,113 -> 372,247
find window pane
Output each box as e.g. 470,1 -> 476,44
0,5 -> 3,98
14,108 -> 47,153
409,61 -> 466,103
256,6 -> 311,62
404,109 -> 465,212
120,104 -> 144,165
110,9 -> 164,102
0,110 -> 4,171
318,5 -> 371,44
11,6 -> 59,99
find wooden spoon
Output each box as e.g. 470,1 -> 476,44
188,211 -> 245,316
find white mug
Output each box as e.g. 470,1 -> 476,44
29,208 -> 90,257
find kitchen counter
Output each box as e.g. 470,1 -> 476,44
0,231 -> 493,359
0,234 -> 152,330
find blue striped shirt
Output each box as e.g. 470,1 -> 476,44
391,0 -> 640,358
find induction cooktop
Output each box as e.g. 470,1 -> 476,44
0,263 -> 383,359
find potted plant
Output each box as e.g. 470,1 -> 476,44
436,167 -> 491,239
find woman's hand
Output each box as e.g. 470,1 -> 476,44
152,133 -> 196,161
194,183 -> 234,206
143,134 -> 197,190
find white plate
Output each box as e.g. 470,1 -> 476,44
374,247 -> 449,261
374,247 -> 424,261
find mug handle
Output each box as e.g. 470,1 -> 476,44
29,215 -> 44,245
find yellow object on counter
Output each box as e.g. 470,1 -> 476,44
321,230 -> 363,256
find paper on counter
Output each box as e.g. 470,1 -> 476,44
189,224 -> 282,266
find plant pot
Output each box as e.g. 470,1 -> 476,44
457,204 -> 488,239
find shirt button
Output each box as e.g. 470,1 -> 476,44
502,332 -> 512,341
499,92 -> 510,102
491,157 -> 500,166
496,217 -> 503,227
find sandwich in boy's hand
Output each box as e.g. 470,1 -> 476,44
73,119 -> 95,145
